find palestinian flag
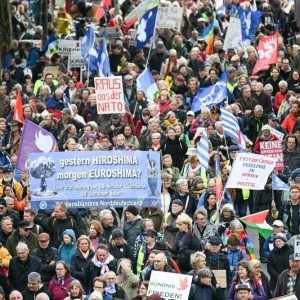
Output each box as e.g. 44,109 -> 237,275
240,210 -> 273,239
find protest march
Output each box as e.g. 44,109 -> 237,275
1,0 -> 300,299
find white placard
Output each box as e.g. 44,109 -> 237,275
98,27 -> 121,39
294,239 -> 300,260
223,17 -> 243,52
69,51 -> 85,68
156,7 -> 183,30
147,271 -> 192,300
94,76 -> 125,115
226,153 -> 277,190
58,40 -> 81,55
270,127 -> 284,140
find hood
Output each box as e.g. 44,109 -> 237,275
17,63 -> 26,70
62,229 -> 76,243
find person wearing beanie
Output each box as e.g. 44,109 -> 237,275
148,293 -> 162,300
123,206 -> 142,254
267,231 -> 293,292
109,228 -> 133,262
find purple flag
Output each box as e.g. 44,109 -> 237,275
16,120 -> 58,172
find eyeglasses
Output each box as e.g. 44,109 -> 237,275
39,240 -> 49,243
23,228 -> 31,231
56,268 -> 64,271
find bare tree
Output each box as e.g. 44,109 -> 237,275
0,0 -> 12,67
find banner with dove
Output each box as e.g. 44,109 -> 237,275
16,120 -> 58,172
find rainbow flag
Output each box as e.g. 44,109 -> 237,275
124,0 -> 160,27
215,151 -> 223,202
203,21 -> 214,55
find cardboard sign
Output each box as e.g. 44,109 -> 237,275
260,140 -> 284,171
69,51 -> 85,68
147,271 -> 192,300
226,153 -> 277,190
213,270 -> 227,288
58,40 -> 81,55
94,76 -> 125,114
156,6 -> 183,30
43,66 -> 59,78
99,27 -> 121,39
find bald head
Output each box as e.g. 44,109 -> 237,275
35,294 -> 49,300
154,253 -> 167,271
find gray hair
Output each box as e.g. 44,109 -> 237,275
190,251 -> 206,268
9,291 -> 22,300
254,105 -> 263,112
264,84 -> 273,92
36,293 -> 50,300
148,118 -> 160,126
16,242 -> 28,251
152,132 -> 161,139
176,178 -> 188,190
28,272 -> 41,282
1,216 -> 12,227
198,268 -> 213,278
99,209 -> 113,221
40,85 -> 51,94
215,121 -> 223,130
279,80 -> 288,88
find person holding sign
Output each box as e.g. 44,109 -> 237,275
274,253 -> 300,299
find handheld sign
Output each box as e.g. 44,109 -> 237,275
260,140 -> 284,171
294,239 -> 300,260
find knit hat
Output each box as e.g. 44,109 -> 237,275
125,205 -> 139,216
274,233 -> 287,243
112,228 -> 123,240
222,203 -> 234,213
228,145 -> 239,152
176,75 -> 185,82
172,199 -> 183,206
291,168 -> 300,179
148,294 -> 162,300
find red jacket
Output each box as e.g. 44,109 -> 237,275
282,112 -> 300,133
274,90 -> 289,112
253,133 -> 279,152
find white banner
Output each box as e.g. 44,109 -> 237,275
147,271 -> 192,300
69,51 -> 85,68
98,27 -> 121,39
156,7 -> 183,30
223,17 -> 243,52
270,127 -> 285,140
94,76 -> 125,115
294,240 -> 300,260
58,40 -> 81,55
226,153 -> 277,190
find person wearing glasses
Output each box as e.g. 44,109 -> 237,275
31,233 -> 58,289
0,197 -> 19,228
6,220 -> 38,257
48,261 -> 73,300
84,277 -> 112,300
8,242 -> 42,292
104,271 -> 128,300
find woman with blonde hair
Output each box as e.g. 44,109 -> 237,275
163,111 -> 179,126
64,279 -> 85,300
89,220 -> 108,250
70,235 -> 95,292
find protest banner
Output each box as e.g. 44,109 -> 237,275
260,140 -> 284,171
94,76 -> 126,114
272,294 -> 297,300
213,270 -> 227,288
99,27 -> 121,39
69,51 -> 85,68
223,17 -> 243,52
130,31 -> 137,47
147,271 -> 192,300
156,7 -> 183,30
29,151 -> 161,209
226,153 -> 277,190
43,66 -> 59,78
270,127 -> 284,140
58,40 -> 81,55
294,239 -> 300,260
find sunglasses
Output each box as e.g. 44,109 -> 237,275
22,228 -> 31,231
39,240 -> 48,243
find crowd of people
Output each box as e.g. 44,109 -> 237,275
1,0 -> 300,299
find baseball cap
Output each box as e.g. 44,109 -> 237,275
61,108 -> 71,115
187,111 -> 195,116
272,220 -> 284,227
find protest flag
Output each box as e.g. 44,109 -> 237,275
136,6 -> 158,51
272,174 -> 289,191
240,210 -> 273,239
97,38 -> 111,77
220,106 -> 246,151
13,91 -> 24,125
95,0 -> 112,22
215,151 -> 223,202
252,32 -> 278,75
203,21 -> 214,55
44,34 -> 59,58
239,9 -> 264,41
191,70 -> 227,112
196,129 -> 209,171
136,68 -> 158,103
2,53 -> 11,70
16,120 -> 58,172
81,28 -> 98,74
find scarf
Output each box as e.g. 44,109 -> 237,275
192,222 -> 205,242
164,58 -> 177,79
56,276 -> 64,285
210,253 -> 219,262
80,249 -> 90,259
92,253 -> 114,277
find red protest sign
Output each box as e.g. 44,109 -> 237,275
260,140 -> 283,171
94,76 -> 125,115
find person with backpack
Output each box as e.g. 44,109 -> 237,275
227,260 -> 267,300
188,268 -> 224,300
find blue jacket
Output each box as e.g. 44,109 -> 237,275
262,230 -> 291,258
27,47 -> 40,67
58,229 -> 76,266
226,246 -> 248,279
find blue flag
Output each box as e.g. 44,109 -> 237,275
136,6 -> 158,51
81,28 -> 98,74
196,129 -> 209,170
191,70 -> 228,112
239,9 -> 264,41
136,68 -> 158,103
98,38 -> 111,77
272,174 -> 289,191
2,53 -> 11,70
44,34 -> 58,58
